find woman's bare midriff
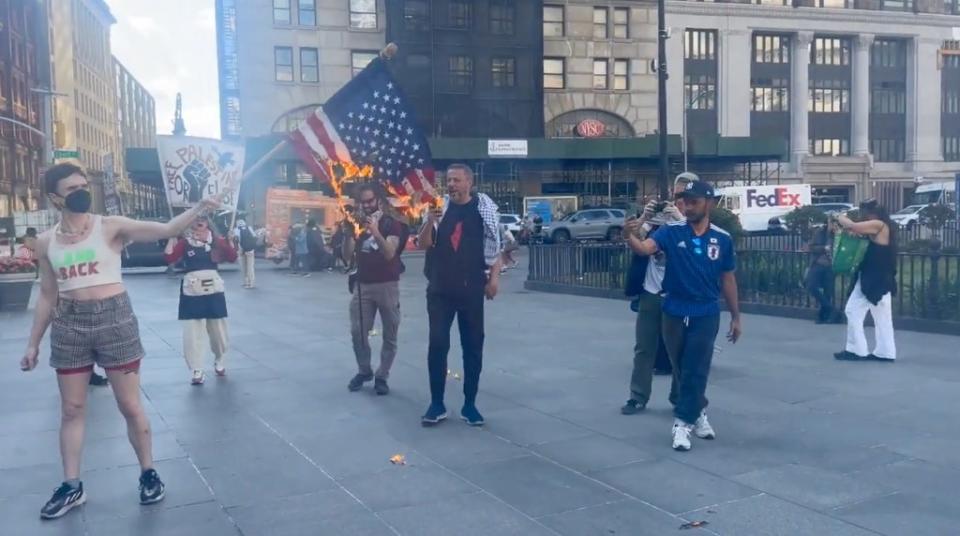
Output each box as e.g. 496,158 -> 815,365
59,283 -> 127,301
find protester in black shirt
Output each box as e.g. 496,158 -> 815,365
418,164 -> 502,427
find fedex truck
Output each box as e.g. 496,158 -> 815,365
717,184 -> 812,232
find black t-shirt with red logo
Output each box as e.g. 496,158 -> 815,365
426,196 -> 486,295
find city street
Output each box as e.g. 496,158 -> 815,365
1,254 -> 958,536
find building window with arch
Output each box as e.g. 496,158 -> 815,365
546,110 -> 635,138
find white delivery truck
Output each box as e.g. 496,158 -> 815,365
717,184 -> 812,233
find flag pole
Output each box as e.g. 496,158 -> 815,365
226,137 -> 290,231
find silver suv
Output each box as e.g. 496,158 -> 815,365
543,209 -> 627,243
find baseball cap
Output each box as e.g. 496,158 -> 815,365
677,180 -> 719,200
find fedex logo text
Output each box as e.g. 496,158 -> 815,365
746,188 -> 802,208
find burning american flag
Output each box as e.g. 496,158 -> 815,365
289,54 -> 438,205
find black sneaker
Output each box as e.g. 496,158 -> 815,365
460,405 -> 485,426
834,351 -> 869,361
89,372 -> 109,386
40,482 -> 86,520
139,469 -> 165,505
421,402 -> 447,427
374,378 -> 390,396
348,373 -> 373,392
620,399 -> 646,415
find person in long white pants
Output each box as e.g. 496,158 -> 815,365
844,280 -> 896,360
834,200 -> 898,363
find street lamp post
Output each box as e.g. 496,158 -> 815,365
682,89 -> 714,173
656,0 -> 669,199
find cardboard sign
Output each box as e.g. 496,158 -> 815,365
157,136 -> 245,211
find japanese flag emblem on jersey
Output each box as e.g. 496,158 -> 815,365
707,244 -> 720,260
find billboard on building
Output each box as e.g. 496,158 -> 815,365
156,136 -> 245,211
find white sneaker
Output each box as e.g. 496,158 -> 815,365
694,413 -> 716,440
191,370 -> 205,385
672,420 -> 693,451
214,358 -> 226,377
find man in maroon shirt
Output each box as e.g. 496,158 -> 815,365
344,184 -> 407,395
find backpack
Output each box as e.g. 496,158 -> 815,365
239,227 -> 257,252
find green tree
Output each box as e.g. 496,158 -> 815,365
711,206 -> 743,241
783,205 -> 828,240
919,203 -> 956,242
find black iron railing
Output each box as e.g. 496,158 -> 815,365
528,243 -> 960,323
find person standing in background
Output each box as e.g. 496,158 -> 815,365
164,218 -> 238,384
806,220 -> 838,324
234,220 -> 257,289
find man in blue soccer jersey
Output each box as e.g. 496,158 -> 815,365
626,180 -> 742,452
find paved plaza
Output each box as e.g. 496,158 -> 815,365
1,253 -> 958,536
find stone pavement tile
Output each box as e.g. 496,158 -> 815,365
0,494 -> 88,536
555,404 -> 676,441
538,498 -> 683,536
86,501 -> 240,536
0,407 -> 62,438
80,458 -> 215,521
455,455 -> 621,518
732,463 -> 895,510
690,493 -> 878,536
399,424 -> 529,470
590,459 -> 760,515
283,427 -> 423,481
0,429 -> 61,470
340,462 -> 479,513
711,374 -> 838,405
884,435 -> 960,470
380,491 -> 557,536
833,492 -> 960,536
82,430 -> 186,471
531,434 -> 657,473
228,489 -> 394,536
158,407 -> 271,446
192,437 -> 335,508
0,463 -> 63,500
481,407 -> 593,447
845,459 -> 960,500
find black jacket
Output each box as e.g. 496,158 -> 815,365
625,254 -> 651,298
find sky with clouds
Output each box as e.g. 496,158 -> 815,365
109,0 -> 220,139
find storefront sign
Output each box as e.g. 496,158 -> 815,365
576,119 -> 606,138
488,139 -> 528,158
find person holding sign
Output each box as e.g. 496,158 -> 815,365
165,217 -> 238,384
20,163 -> 221,519
833,200 -> 898,362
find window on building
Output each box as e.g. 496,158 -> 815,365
544,58 -> 565,89
593,59 -> 609,90
349,0 -> 377,29
407,54 -> 431,70
593,7 -> 608,39
685,30 -> 717,61
300,48 -> 318,82
613,8 -> 629,39
812,37 -> 851,66
811,138 -> 849,156
404,0 -> 430,31
273,0 -> 291,24
871,39 -> 906,68
492,57 -> 516,88
448,0 -> 472,29
754,34 -> 790,64
614,59 -> 629,90
751,78 -> 790,112
871,85 -> 906,114
275,47 -> 294,82
818,0 -> 850,6
944,136 -> 960,161
298,0 -> 316,25
809,80 -> 850,113
351,51 -> 377,76
871,139 -> 905,162
882,0 -> 913,10
490,0 -> 514,35
543,5 -> 564,37
945,90 -> 960,114
448,55 -> 474,91
684,74 -> 716,110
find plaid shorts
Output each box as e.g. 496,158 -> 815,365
50,292 -> 145,373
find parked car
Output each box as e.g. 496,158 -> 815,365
890,205 -> 929,228
499,214 -> 522,234
543,208 -> 626,243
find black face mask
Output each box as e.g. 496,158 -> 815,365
62,189 -> 92,213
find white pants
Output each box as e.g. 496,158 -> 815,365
241,251 -> 256,287
844,280 -> 896,360
182,318 -> 229,371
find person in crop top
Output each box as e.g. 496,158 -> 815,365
19,163 -> 220,520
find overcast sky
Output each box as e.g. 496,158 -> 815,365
109,0 -> 220,139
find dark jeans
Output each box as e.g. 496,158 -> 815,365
630,293 -> 676,405
662,313 -> 720,425
427,290 -> 484,407
806,263 -> 835,322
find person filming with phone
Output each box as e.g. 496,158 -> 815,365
627,180 -> 742,452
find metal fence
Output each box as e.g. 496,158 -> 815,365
527,243 -> 960,325
740,224 -> 960,252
